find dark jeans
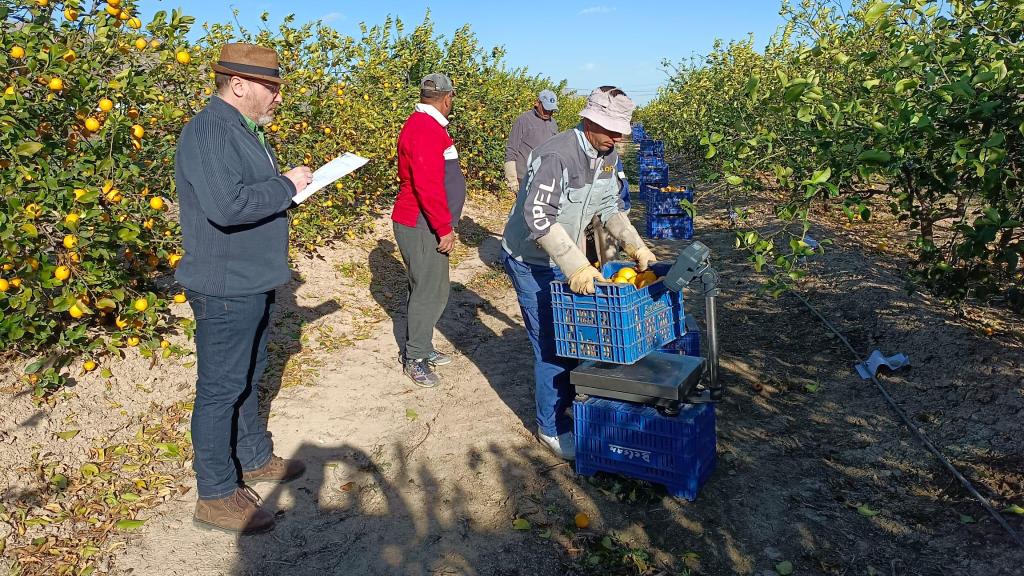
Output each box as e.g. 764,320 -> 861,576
187,289 -> 275,499
502,251 -> 577,436
393,222 -> 450,360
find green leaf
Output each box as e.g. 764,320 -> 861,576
959,514 -> 976,524
857,150 -> 891,164
810,167 -> 831,184
804,381 -> 821,393
894,78 -> 918,94
857,504 -> 880,517
512,518 -> 531,531
1004,504 -> 1024,515
24,359 -> 45,374
80,463 -> 100,478
704,144 -> 717,159
775,561 -> 794,575
726,175 -> 743,185
16,142 -> 44,156
864,1 -> 892,24
405,408 -> 418,421
21,223 -> 38,238
56,430 -> 81,440
115,519 -> 146,530
862,78 -> 880,89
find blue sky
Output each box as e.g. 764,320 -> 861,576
136,1 -> 793,105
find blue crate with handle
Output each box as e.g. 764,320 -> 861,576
639,164 -> 669,186
642,184 -> 694,216
631,124 -> 647,141
550,261 -> 684,364
575,397 -> 716,501
646,214 -> 694,240
659,314 -> 700,357
638,139 -> 665,157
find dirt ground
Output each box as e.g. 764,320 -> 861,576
3,173 -> 1023,575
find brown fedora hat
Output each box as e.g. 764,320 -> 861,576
211,43 -> 284,85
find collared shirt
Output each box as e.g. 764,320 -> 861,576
241,114 -> 267,147
414,103 -> 449,127
505,108 -> 559,180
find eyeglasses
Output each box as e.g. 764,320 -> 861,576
250,79 -> 281,95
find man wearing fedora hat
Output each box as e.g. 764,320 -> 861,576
501,86 -> 657,460
175,42 -> 313,534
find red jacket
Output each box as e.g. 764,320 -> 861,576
391,105 -> 466,237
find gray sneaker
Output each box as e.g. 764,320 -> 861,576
426,350 -> 452,366
403,358 -> 440,388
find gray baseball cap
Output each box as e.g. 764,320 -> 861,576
538,89 -> 558,111
420,72 -> 454,93
579,86 -> 635,135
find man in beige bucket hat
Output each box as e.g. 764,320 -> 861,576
501,86 -> 658,460
175,43 -> 313,534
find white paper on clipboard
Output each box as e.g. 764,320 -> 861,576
292,152 -> 369,204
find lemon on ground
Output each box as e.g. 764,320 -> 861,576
574,512 -> 590,529
133,298 -> 148,312
126,336 -> 140,347
115,316 -> 128,329
160,340 -> 170,349
54,265 -> 71,281
173,292 -> 187,304
83,360 -> 97,372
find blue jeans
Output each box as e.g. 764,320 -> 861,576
502,252 -> 578,436
187,289 -> 275,499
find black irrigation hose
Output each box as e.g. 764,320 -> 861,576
791,289 -> 1024,551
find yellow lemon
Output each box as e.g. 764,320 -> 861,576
126,336 -> 140,347
574,512 -> 590,529
9,46 -> 25,59
160,340 -> 170,349
175,50 -> 191,65
98,97 -> 114,112
9,278 -> 21,288
64,7 -> 78,20
149,196 -> 165,211
83,360 -> 97,372
84,117 -> 100,132
173,292 -> 187,304
48,77 -> 64,92
54,265 -> 71,281
168,253 -> 182,267
68,304 -> 84,319
0,279 -> 8,292
4,86 -> 14,96
133,298 -> 148,312
62,49 -> 75,63
63,234 -> 78,249
131,124 -> 144,139
128,17 -> 141,29
115,316 -> 128,329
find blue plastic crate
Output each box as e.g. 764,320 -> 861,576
642,184 -> 693,216
575,398 -> 716,500
639,164 -> 669,186
660,314 -> 700,356
638,139 -> 665,157
550,261 -> 685,364
631,124 -> 647,141
646,214 -> 694,240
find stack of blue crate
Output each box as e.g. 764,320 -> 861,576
643,183 -> 694,241
552,257 -> 716,500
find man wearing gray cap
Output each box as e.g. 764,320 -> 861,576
503,89 -> 559,195
391,73 -> 467,387
502,86 -> 657,460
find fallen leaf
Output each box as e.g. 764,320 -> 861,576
959,514 -> 976,524
55,430 -> 80,440
339,481 -> 356,492
538,528 -> 551,539
405,408 -> 418,421
1005,504 -> 1024,515
512,518 -> 531,531
775,560 -> 794,575
115,519 -> 145,530
857,504 -> 880,517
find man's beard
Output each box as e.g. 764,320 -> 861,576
245,93 -> 275,126
254,113 -> 274,126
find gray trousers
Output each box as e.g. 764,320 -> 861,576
393,221 -> 450,360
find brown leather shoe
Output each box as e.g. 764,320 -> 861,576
242,455 -> 306,484
193,486 -> 274,534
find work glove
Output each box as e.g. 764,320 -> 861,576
603,212 -> 658,271
568,265 -> 606,295
537,223 -> 607,295
503,161 -> 519,195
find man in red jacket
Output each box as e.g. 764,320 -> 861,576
391,73 -> 467,387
